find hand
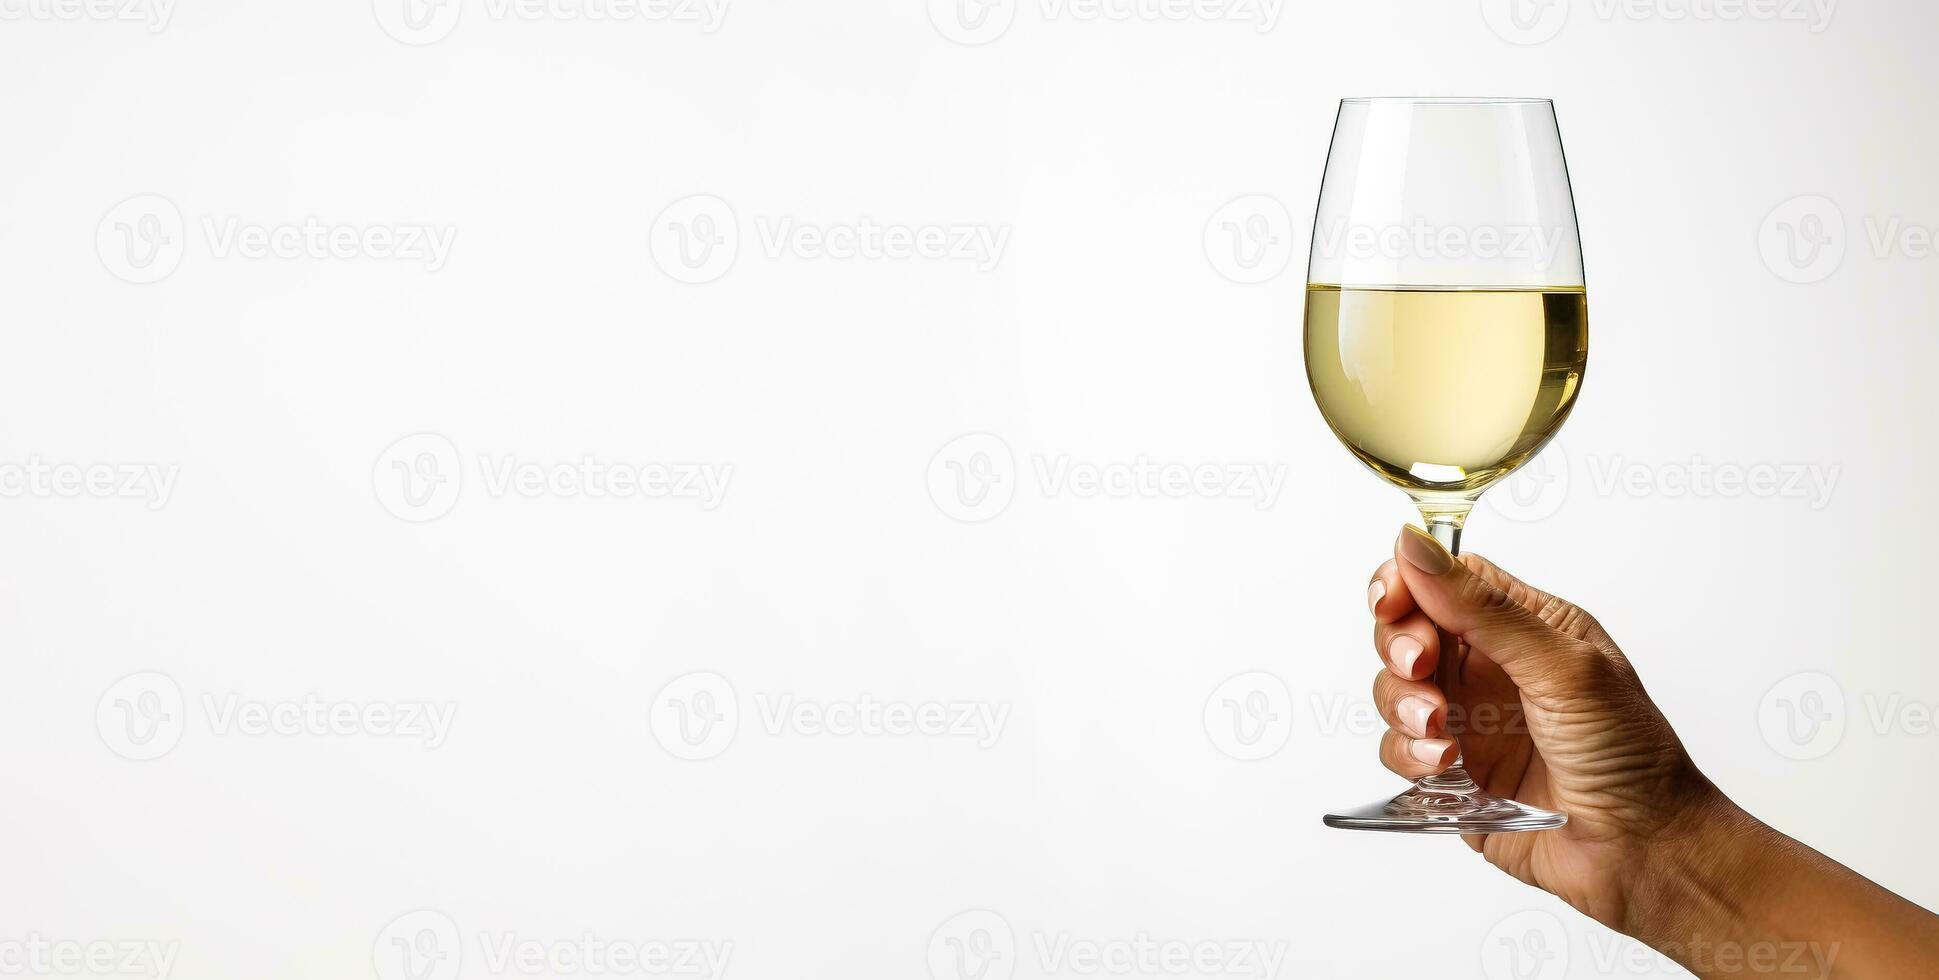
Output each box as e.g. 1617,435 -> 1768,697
1366,524 -> 1939,978
1367,524 -> 1720,932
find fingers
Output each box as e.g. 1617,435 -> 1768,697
1368,554 -> 1455,779
1379,728 -> 1456,779
1374,611 -> 1440,681
1392,525 -> 1602,698
1458,551 -> 1558,614
1366,559 -> 1413,624
1463,551 -> 1612,647
1374,669 -> 1445,738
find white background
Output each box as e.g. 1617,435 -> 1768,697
3,1 -> 1936,978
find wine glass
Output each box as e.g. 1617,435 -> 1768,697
1305,98 -> 1587,833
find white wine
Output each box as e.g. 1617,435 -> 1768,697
1304,285 -> 1587,496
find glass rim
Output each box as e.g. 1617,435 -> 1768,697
1340,96 -> 1553,106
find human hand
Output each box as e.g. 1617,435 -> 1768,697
1367,524 -> 1721,933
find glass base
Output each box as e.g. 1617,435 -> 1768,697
1323,767 -> 1567,834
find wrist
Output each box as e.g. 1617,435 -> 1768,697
1622,782 -> 1784,954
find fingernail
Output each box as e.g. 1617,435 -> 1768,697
1367,580 -> 1386,614
1397,525 -> 1454,575
1398,695 -> 1436,738
1389,634 -> 1425,677
1409,738 -> 1454,767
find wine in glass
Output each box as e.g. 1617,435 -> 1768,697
1305,97 -> 1587,833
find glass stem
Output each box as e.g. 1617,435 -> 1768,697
1414,503 -> 1479,795
1421,514 -> 1461,557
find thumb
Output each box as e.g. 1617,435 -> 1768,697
1392,524 -> 1600,699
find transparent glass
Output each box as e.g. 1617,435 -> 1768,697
1305,98 -> 1586,833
